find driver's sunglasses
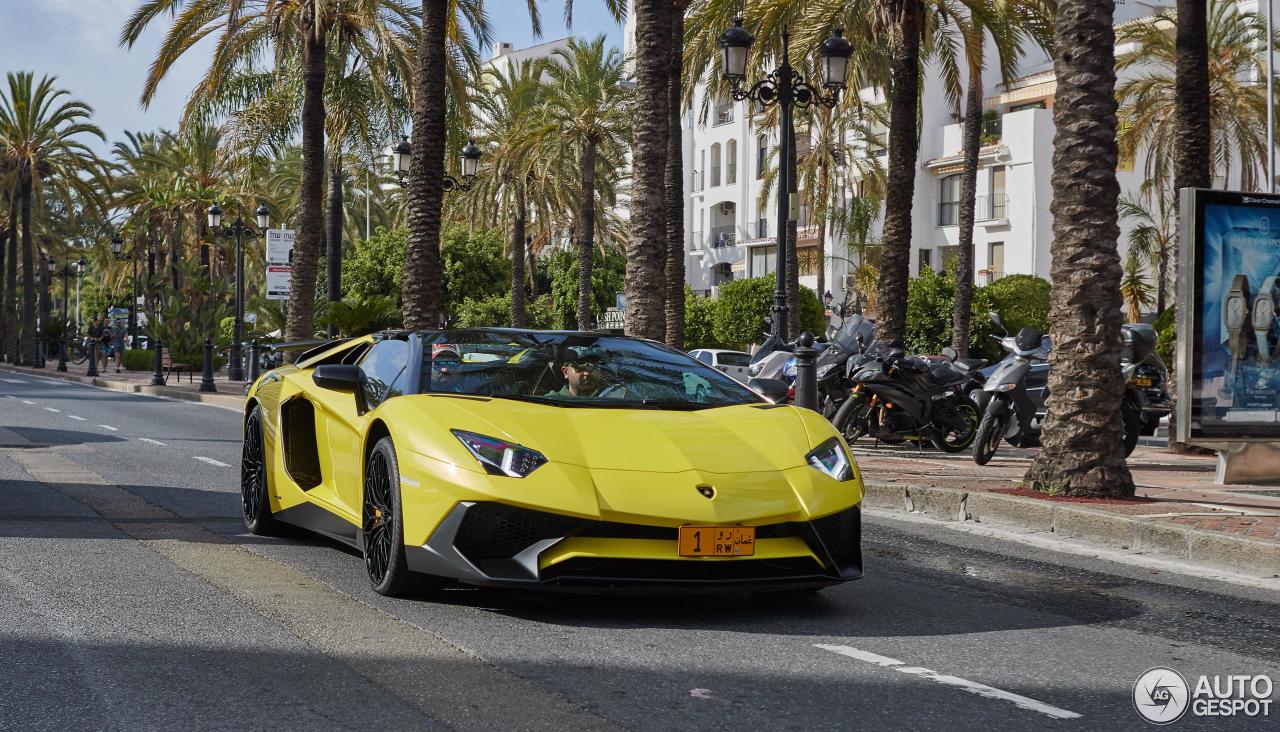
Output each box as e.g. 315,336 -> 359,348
432,359 -> 461,371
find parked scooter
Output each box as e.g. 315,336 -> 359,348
814,314 -> 877,418
972,313 -> 1141,465
831,342 -> 981,452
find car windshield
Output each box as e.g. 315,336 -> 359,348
420,331 -> 763,409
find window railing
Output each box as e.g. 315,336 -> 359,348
691,231 -> 703,250
714,103 -> 734,126
691,170 -> 704,193
977,193 -> 1008,221
710,225 -> 737,247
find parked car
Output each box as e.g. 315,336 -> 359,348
689,348 -> 753,381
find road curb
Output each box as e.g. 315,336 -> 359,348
864,481 -> 1280,578
1,365 -> 243,410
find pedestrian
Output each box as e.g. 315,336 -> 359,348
112,325 -> 125,369
99,320 -> 113,370
86,319 -> 102,364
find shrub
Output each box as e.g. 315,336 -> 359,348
684,286 -> 720,349
546,248 -> 625,329
984,274 -> 1051,334
343,227 -> 406,304
442,227 -> 511,317
454,293 -> 555,329
121,349 -> 153,372
1153,305 -> 1175,365
712,275 -> 825,350
905,268 -> 996,358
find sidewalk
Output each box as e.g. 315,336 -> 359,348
1,357 -> 246,410
852,442 -> 1280,578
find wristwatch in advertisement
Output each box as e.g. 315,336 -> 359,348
1254,276 -> 1278,362
1225,274 -> 1250,375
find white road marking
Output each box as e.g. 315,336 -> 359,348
3,395 -> 14,399
138,438 -> 167,446
193,456 -> 230,468
689,689 -> 713,699
1,378 -> 27,384
68,415 -> 86,421
43,407 -> 60,413
21,400 -> 35,405
814,644 -> 1081,720
97,424 -> 118,432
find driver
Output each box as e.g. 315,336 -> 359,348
429,344 -> 466,393
546,350 -> 608,397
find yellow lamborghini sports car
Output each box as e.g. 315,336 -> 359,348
240,329 -> 864,596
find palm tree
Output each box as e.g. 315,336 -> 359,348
665,1 -> 691,348
1120,255 -> 1154,323
1116,0 -> 1277,192
542,37 -> 631,330
1024,0 -> 1134,497
627,0 -> 673,340
1118,184 -> 1176,313
1174,0 -> 1212,193
122,0 -> 418,348
0,72 -> 105,366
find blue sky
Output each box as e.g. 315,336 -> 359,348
0,0 -> 623,155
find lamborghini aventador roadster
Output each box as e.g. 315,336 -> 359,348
240,329 -> 863,596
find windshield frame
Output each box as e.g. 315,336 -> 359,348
411,329 -> 765,409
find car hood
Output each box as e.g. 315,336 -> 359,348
395,396 -> 816,474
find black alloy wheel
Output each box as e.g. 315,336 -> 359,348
240,406 -> 281,535
1122,398 -> 1141,458
931,399 -> 979,453
831,394 -> 870,444
362,437 -> 432,597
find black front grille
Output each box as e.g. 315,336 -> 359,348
541,557 -> 823,583
454,503 -> 578,560
812,506 -> 862,575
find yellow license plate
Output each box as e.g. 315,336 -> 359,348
678,526 -> 755,557
1133,377 -> 1153,386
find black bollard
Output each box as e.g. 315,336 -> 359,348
199,337 -> 217,393
248,339 -> 261,383
86,340 -> 99,378
793,331 -> 818,411
151,338 -> 165,386
56,336 -> 68,372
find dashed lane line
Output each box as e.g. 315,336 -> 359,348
193,456 -> 230,467
138,438 -> 166,446
68,415 -> 87,421
43,407 -> 60,413
97,424 -> 118,432
21,400 -> 34,405
0,378 -> 27,384
814,644 -> 1082,720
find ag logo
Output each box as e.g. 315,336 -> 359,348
1134,667 -> 1190,724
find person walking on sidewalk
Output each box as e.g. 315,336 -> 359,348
86,319 -> 103,367
98,320 -> 113,371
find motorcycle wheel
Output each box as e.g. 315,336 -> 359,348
972,403 -> 1006,466
1122,398 -> 1141,457
931,400 -> 980,453
831,394 -> 870,443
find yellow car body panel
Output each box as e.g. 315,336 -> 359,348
244,332 -> 864,592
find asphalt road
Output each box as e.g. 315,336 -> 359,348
1,370 -> 1278,731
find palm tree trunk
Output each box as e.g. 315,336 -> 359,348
1168,0 -> 1211,453
1156,248 -> 1167,314
951,68 -> 983,358
326,152 -> 344,337
527,236 -> 539,298
663,4 -> 686,348
403,0 -> 449,330
286,27 -> 328,347
875,21 -> 923,343
3,196 -> 13,362
1024,0 -> 1134,497
19,174 -> 35,365
512,180 -> 527,328
576,141 -> 598,330
625,0 -> 670,340
0,198 -> 8,362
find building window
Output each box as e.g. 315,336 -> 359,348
918,248 -> 933,274
940,245 -> 959,273
979,166 -> 1007,220
938,174 -> 961,226
715,98 -> 734,126
757,135 -> 768,179
710,143 -> 721,187
988,242 -> 1005,280
797,247 -> 819,277
1009,100 -> 1047,113
726,139 -> 737,185
750,247 -> 777,277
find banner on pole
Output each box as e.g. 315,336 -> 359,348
265,229 -> 294,301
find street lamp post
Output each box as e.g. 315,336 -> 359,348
719,18 -> 852,341
208,202 -> 271,382
391,135 -> 482,191
111,233 -> 141,348
74,257 -> 86,337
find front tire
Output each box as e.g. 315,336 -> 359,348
972,400 -> 1006,466
363,437 -> 433,597
1122,398 -> 1141,458
831,393 -> 870,443
241,406 -> 284,536
931,399 -> 979,453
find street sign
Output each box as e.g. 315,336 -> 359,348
266,265 -> 292,301
1177,188 -> 1280,442
265,229 -> 295,265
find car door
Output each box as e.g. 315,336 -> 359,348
312,338 -> 409,522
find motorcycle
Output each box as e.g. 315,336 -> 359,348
814,314 -> 877,418
972,313 -> 1142,465
1121,323 -> 1171,436
831,342 -> 981,453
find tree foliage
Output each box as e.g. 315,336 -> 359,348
712,275 -> 824,351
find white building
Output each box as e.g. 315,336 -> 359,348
663,1 -> 1188,304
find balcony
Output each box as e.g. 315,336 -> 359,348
714,103 -> 734,127
710,225 -> 737,248
977,193 -> 1009,223
691,170 -> 704,193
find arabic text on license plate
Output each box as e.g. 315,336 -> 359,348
1133,377 -> 1153,386
678,526 -> 755,557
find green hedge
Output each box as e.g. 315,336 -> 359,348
121,349 -> 154,372
711,275 -> 825,350
454,293 -> 555,329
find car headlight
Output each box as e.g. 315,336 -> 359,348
451,430 -> 547,478
806,437 -> 854,482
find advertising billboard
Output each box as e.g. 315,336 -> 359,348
1177,189 -> 1280,442
264,228 -> 294,301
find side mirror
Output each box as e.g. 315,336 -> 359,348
748,377 -> 790,404
989,310 -> 1007,335
313,364 -> 361,392
940,346 -> 957,362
